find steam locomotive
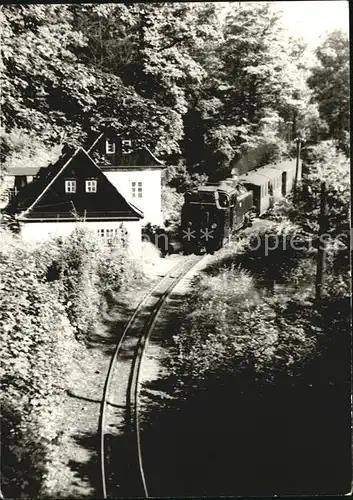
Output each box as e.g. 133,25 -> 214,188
181,159 -> 300,254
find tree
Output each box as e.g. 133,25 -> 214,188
69,2 -> 222,160
307,30 -> 349,141
277,140 -> 350,298
0,3 -> 318,182
181,2 -> 311,179
0,5 -> 89,144
0,231 -> 77,497
0,4 -> 185,160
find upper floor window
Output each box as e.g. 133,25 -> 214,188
105,139 -> 115,154
132,181 -> 142,198
65,180 -> 76,193
86,180 -> 97,193
122,139 -> 132,154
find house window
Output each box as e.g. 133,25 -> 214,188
122,139 -> 132,154
65,180 -> 76,193
97,228 -> 119,241
132,181 -> 142,198
86,180 -> 97,193
105,140 -> 115,154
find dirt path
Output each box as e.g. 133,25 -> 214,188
53,254 -> 182,499
136,255 -> 212,497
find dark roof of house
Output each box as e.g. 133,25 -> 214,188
6,148 -> 143,222
127,146 -> 164,166
100,146 -> 164,170
6,151 -> 74,213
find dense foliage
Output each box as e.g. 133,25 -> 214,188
33,226 -> 144,338
170,265 -> 318,388
0,4 -> 350,496
275,141 -> 350,296
308,30 -> 349,144
2,3 -> 346,186
169,138 -> 349,386
0,232 -> 77,497
0,227 -> 145,496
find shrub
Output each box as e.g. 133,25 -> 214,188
1,225 -> 146,496
33,226 -> 145,338
33,227 -> 102,337
96,233 -> 145,298
0,231 -> 77,497
165,162 -> 208,193
169,265 -> 318,392
161,185 -> 184,227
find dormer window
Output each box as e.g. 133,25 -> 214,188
65,180 -> 76,193
122,139 -> 132,154
86,180 -> 97,193
105,139 -> 115,154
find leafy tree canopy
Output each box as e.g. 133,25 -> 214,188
1,3 -> 338,183
307,30 -> 349,141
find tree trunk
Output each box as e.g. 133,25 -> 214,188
315,182 -> 328,304
293,139 -> 301,193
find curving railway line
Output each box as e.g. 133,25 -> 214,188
99,254 -> 205,499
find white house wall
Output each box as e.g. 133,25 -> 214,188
103,169 -> 163,226
20,220 -> 142,255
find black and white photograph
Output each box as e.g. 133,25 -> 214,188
0,1 -> 351,498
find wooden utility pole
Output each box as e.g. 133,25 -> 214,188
315,181 -> 328,303
286,120 -> 293,144
293,137 -> 302,193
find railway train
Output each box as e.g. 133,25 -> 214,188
181,158 -> 300,254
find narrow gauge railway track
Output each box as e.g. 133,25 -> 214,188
99,255 -> 204,499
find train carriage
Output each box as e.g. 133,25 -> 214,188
238,171 -> 271,215
273,160 -> 296,195
255,166 -> 283,199
274,159 -> 301,194
181,158 -> 300,254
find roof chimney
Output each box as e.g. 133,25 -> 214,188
61,143 -> 75,156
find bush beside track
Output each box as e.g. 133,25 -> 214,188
159,141 -> 350,494
0,227 -> 146,497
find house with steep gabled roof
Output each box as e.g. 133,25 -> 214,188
89,133 -> 165,226
6,147 -> 143,253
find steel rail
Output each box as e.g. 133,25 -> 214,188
130,254 -> 205,498
99,257 -> 197,499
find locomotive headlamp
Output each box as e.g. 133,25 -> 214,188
211,223 -> 217,229
188,221 -> 192,226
